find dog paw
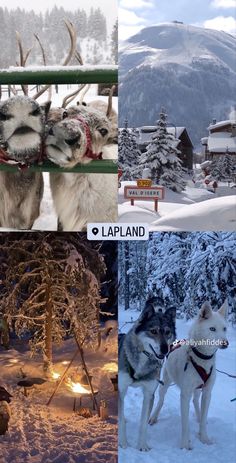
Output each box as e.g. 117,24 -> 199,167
199,434 -> 214,445
119,440 -> 128,449
180,440 -> 193,450
149,415 -> 158,425
138,444 -> 151,452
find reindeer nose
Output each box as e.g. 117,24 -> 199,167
65,135 -> 80,146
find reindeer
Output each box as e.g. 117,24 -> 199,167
0,21 -> 82,230
46,99 -> 118,231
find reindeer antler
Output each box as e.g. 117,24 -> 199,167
106,85 -> 116,118
16,31 -> 34,96
62,84 -> 87,109
33,20 -> 80,101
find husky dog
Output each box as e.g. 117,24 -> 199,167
0,96 -> 50,229
150,301 -> 228,450
0,386 -> 12,435
46,104 -> 117,231
119,303 -> 176,451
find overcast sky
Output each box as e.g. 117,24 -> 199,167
119,0 -> 236,40
0,0 -> 117,33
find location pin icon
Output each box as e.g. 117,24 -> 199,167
92,227 -> 99,236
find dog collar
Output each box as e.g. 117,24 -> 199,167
73,115 -> 103,160
191,346 -> 216,360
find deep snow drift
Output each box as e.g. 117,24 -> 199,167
119,310 -> 236,463
118,181 -> 236,231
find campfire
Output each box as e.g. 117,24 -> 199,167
51,371 -> 61,380
66,378 -> 90,395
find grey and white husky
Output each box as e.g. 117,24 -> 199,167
46,104 -> 117,231
0,96 -> 50,229
149,301 -> 228,450
119,302 -> 176,451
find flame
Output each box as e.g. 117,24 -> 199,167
66,378 -> 90,395
102,362 -> 118,374
51,371 -> 61,380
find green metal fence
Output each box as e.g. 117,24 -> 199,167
0,66 -> 118,174
0,160 -> 117,174
0,66 -> 118,85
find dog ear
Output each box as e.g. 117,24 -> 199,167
165,307 -> 176,321
135,303 -> 155,333
218,300 -> 228,319
199,301 -> 212,320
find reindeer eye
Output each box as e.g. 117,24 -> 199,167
0,112 -> 13,121
210,327 -> 216,331
30,108 -> 41,116
99,128 -> 108,137
223,327 -> 227,331
150,329 -> 158,335
63,111 -> 68,120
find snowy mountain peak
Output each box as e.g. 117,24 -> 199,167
119,23 -> 236,146
121,22 -> 236,71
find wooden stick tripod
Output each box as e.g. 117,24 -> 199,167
46,336 -> 100,416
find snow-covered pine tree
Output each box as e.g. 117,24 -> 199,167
111,20 -> 118,64
136,109 -> 186,192
183,232 -> 236,319
210,152 -> 235,181
1,234 -> 105,371
118,120 -> 141,180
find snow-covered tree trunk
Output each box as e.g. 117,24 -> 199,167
43,274 -> 53,371
124,242 -> 130,310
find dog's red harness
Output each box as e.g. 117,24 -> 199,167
168,340 -> 213,388
189,355 -> 213,388
73,115 -> 103,160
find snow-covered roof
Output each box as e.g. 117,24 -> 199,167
208,120 -> 236,131
137,126 -> 186,144
208,132 -> 236,153
201,137 -> 208,145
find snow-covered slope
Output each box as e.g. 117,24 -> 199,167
119,22 -> 236,145
151,195 -> 236,231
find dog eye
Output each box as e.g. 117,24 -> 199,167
99,128 -> 108,137
0,112 -> 13,121
63,111 -> 68,119
210,327 -> 216,331
223,327 -> 227,331
30,108 -> 41,116
150,329 -> 158,335
165,329 -> 171,336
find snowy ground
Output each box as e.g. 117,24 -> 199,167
0,337 -> 118,463
118,180 -> 236,231
119,309 -> 236,463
